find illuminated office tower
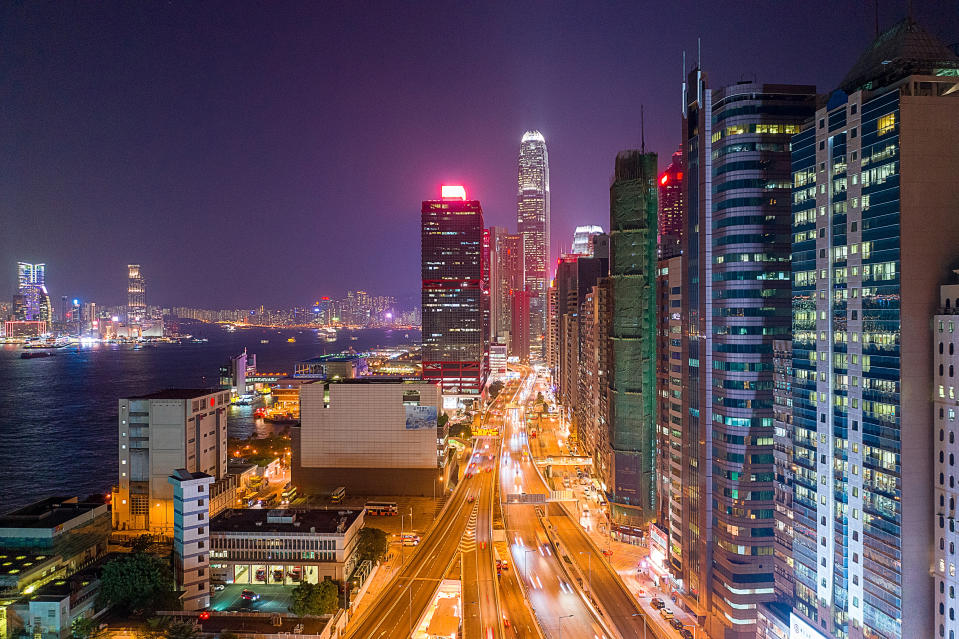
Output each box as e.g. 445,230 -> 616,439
127,264 -> 146,325
421,185 -> 486,405
658,148 -> 684,258
682,65 -> 815,637
790,19 -> 959,639
517,130 -> 550,354
571,225 -> 604,256
17,262 -> 50,322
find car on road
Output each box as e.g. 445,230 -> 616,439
660,607 -> 674,620
651,598 -> 665,609
241,589 -> 259,601
467,495 -> 476,503
670,618 -> 684,630
401,534 -> 420,546
679,630 -> 694,639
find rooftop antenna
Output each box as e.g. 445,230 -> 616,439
641,105 -> 646,154
698,37 -> 701,70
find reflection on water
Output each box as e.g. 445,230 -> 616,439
0,326 -> 419,510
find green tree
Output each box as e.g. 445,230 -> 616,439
437,413 -> 449,430
164,622 -> 200,639
448,422 -> 472,440
71,616 -> 106,639
97,553 -> 178,616
130,535 -> 153,554
290,581 -> 339,616
355,527 -> 389,564
488,380 -> 505,399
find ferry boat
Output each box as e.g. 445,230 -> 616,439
21,351 -> 54,359
260,339 -> 270,344
287,337 -> 296,343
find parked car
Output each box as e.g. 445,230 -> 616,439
651,598 -> 665,609
660,607 -> 674,620
680,630 -> 694,639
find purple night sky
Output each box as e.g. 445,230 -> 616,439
2,1 -> 954,308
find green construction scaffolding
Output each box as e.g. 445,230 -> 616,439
607,150 -> 658,524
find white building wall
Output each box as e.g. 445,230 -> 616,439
299,382 -> 441,469
170,472 -> 214,611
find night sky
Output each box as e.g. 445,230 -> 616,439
2,1 -> 955,308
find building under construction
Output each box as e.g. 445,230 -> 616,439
607,150 -> 658,526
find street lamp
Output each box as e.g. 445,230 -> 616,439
558,614 -> 573,639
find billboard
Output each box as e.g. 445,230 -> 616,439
790,613 -> 830,639
405,405 -> 438,430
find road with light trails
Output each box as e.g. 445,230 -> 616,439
522,373 -> 669,639
499,369 -> 615,639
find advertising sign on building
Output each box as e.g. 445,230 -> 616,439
790,613 -> 830,639
405,405 -> 438,430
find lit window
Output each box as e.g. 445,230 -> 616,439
877,113 -> 896,135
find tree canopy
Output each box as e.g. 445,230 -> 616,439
71,616 -> 106,639
97,553 -> 178,616
290,580 -> 339,616
355,527 -> 389,564
448,422 -> 472,440
488,380 -> 505,399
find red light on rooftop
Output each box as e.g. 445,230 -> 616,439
441,185 -> 467,200
321,296 -> 330,300
660,174 -> 668,185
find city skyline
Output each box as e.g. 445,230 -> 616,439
5,2 -> 955,307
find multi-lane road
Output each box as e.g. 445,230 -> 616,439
343,368 -> 669,639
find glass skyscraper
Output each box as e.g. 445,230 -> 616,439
421,186 -> 486,403
790,19 -> 959,639
681,68 -> 816,637
517,130 -> 550,354
16,262 -> 50,322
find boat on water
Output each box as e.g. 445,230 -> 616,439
21,351 -> 54,359
260,339 -> 270,344
287,337 -> 296,343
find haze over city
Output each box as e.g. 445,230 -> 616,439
4,1 -> 954,306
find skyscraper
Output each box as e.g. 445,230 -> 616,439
127,264 -> 146,325
421,185 -> 487,403
790,20 -> 959,639
658,148 -> 684,258
517,130 -> 550,354
681,67 -> 815,637
16,262 -> 50,322
607,150 -> 658,526
571,225 -> 604,256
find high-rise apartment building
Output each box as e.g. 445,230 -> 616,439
790,20 -> 959,639
510,289 -> 531,363
114,388 -> 230,535
421,185 -> 486,402
771,339 -> 795,604
655,255 -> 683,568
607,150 -> 658,526
16,262 -> 51,322
681,67 -> 816,637
127,264 -> 146,325
935,276 -> 959,639
658,148 -> 685,258
517,130 -> 550,354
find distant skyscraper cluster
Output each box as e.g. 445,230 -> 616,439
546,17 -> 959,639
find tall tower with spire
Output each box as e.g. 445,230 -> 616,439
517,130 -> 550,355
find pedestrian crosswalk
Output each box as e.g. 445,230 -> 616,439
460,504 -> 479,552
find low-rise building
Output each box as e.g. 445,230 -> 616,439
294,354 -> 367,380
0,497 -> 110,575
114,388 -> 230,535
209,508 -> 364,585
4,572 -> 101,639
169,470 -> 214,611
294,378 -> 448,496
